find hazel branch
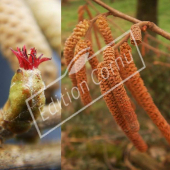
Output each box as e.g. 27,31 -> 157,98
0,102 -> 61,141
0,142 -> 61,169
154,61 -> 170,67
141,42 -> 170,57
85,5 -> 101,50
92,0 -> 170,41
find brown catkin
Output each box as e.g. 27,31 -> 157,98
64,20 -> 90,87
96,15 -> 119,57
119,42 -> 170,144
103,47 -> 139,132
74,40 -> 92,105
97,62 -> 147,152
96,15 -> 114,45
130,24 -> 142,45
86,40 -> 99,78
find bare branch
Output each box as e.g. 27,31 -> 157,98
92,0 -> 170,41
141,42 -> 170,57
154,61 -> 170,67
0,142 -> 61,169
0,102 -> 61,141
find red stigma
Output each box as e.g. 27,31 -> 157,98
11,45 -> 51,70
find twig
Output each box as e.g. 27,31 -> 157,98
68,130 -> 151,144
85,0 -> 100,14
93,0 -> 140,23
0,102 -> 61,140
145,32 -> 170,49
142,42 -> 170,57
129,149 -> 166,170
86,0 -> 124,33
154,61 -> 170,67
85,5 -> 101,50
103,144 -> 119,170
0,142 -> 61,169
107,18 -> 124,33
112,34 -> 130,49
92,0 -> 170,40
36,102 -> 61,129
124,144 -> 140,170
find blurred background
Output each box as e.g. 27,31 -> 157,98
62,0 -> 170,169
0,0 -> 61,169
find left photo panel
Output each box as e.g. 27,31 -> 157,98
0,0 -> 61,169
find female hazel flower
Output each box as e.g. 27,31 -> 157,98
2,46 -> 51,134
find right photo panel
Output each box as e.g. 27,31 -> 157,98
62,0 -> 170,169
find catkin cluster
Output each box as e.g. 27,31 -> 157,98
64,20 -> 90,87
97,60 -> 147,152
119,42 -> 170,144
74,40 -> 92,105
64,13 -> 170,151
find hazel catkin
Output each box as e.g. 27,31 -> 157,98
74,40 -> 92,105
96,15 -> 119,57
103,47 -> 139,132
96,15 -> 114,45
97,62 -> 147,152
119,42 -> 170,144
130,24 -> 142,45
64,20 -> 90,87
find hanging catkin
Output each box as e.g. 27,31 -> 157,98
86,40 -> 99,78
64,20 -> 90,87
96,15 -> 119,57
97,62 -> 147,152
130,24 -> 142,45
119,42 -> 170,144
103,47 -> 139,132
96,15 -> 114,45
74,40 -> 92,105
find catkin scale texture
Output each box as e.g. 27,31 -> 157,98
0,0 -> 58,95
119,42 -> 170,144
25,0 -> 61,51
97,62 -> 147,152
103,47 -> 139,132
74,40 -> 92,105
96,16 -> 114,45
64,20 -> 90,87
96,15 -> 119,57
130,24 -> 142,45
0,0 -> 51,69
